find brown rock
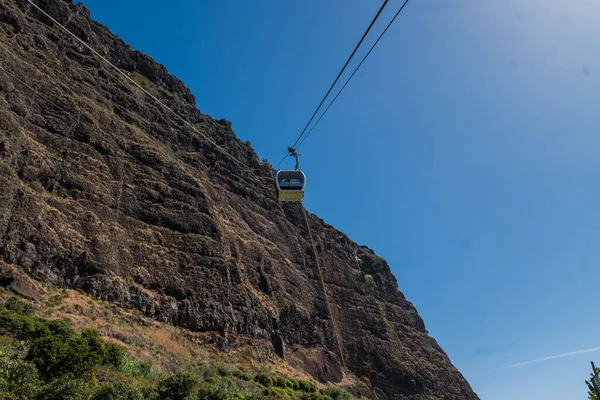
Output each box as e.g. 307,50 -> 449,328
0,1 -> 479,398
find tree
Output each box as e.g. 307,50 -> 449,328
586,367 -> 600,400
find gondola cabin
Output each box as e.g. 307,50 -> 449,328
276,170 -> 306,202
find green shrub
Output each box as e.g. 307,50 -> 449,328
45,319 -> 74,341
71,336 -> 102,373
254,372 -> 273,387
231,369 -> 242,378
157,372 -> 201,400
131,72 -> 157,90
119,357 -> 160,380
272,387 -> 295,400
196,384 -> 233,400
26,326 -> 120,380
37,375 -> 92,400
80,328 -> 123,369
222,378 -> 233,387
104,342 -> 124,368
140,386 -> 161,400
298,380 -> 316,393
0,391 -> 17,400
290,379 -> 300,391
0,349 -> 41,398
0,309 -> 37,339
245,393 -> 272,400
91,382 -> 144,400
299,392 -> 327,400
273,376 -> 284,388
323,386 -> 356,400
283,379 -> 294,389
272,376 -> 294,389
4,297 -> 34,316
195,363 -> 219,380
216,364 -> 232,377
231,369 -> 251,382
261,388 -> 278,398
26,335 -> 73,379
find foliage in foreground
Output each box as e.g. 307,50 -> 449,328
587,366 -> 600,400
0,297 -> 359,400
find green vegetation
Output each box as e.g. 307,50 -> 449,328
586,366 -> 600,400
0,297 -> 360,400
119,356 -> 161,380
90,381 -> 143,400
131,71 -> 157,90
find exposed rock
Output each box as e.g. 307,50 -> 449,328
0,262 -> 42,300
0,1 -> 478,398
288,347 -> 344,384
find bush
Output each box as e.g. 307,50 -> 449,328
37,375 -> 92,400
26,326 -> 122,380
299,392 -> 327,400
45,319 -> 74,341
245,393 -> 272,400
0,349 -> 41,398
195,363 -> 218,380
298,380 -> 317,393
272,387 -> 295,400
273,376 -> 293,389
323,386 -> 356,400
273,376 -> 284,388
231,369 -> 251,382
104,342 -> 124,368
91,382 -> 144,400
222,378 -> 233,387
0,309 -> 38,339
254,372 -> 273,388
157,372 -> 201,400
71,335 -> 103,374
4,297 -> 34,316
261,388 -> 278,398
131,72 -> 156,90
196,384 -> 234,400
216,364 -> 232,377
241,372 -> 252,382
26,335 -> 73,379
119,357 -> 159,380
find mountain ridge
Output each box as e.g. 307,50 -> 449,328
0,0 -> 479,398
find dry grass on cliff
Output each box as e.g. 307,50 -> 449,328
0,269 -> 314,383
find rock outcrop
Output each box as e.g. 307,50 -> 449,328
0,1 -> 478,398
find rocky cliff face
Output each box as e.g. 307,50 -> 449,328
0,1 -> 478,398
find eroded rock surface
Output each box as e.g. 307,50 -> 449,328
0,1 -> 478,398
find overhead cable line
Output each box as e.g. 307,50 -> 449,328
27,0 -> 253,172
296,0 -> 410,151
285,0 -> 391,154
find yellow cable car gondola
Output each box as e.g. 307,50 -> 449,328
275,147 -> 306,202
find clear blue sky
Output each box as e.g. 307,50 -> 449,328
74,0 -> 600,398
